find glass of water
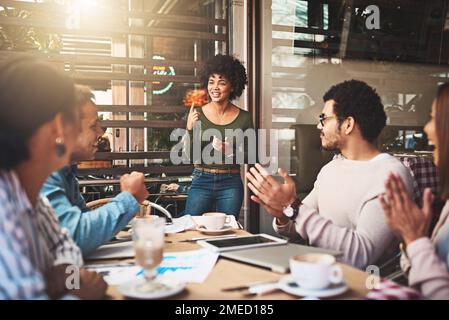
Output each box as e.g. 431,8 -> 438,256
132,216 -> 165,292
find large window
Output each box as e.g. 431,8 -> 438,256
0,0 -> 230,177
258,0 -> 449,233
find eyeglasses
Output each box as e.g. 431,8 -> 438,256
318,113 -> 335,127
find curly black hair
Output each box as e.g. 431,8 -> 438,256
323,80 -> 386,143
200,54 -> 248,101
0,55 -> 77,169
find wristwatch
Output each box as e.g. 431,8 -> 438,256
283,198 -> 302,221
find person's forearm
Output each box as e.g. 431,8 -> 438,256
293,204 -> 381,269
45,264 -> 71,299
272,217 -> 303,241
407,238 -> 449,299
74,192 -> 139,255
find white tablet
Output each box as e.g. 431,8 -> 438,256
197,234 -> 287,252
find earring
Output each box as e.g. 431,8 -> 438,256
55,137 -> 66,157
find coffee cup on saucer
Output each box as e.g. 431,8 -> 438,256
289,253 -> 343,290
201,212 -> 231,230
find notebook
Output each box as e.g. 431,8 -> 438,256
220,243 -> 342,273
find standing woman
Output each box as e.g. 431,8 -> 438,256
184,54 -> 252,218
379,82 -> 449,299
0,56 -> 106,299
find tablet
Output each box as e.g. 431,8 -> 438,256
197,234 -> 287,252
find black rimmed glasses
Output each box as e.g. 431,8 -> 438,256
318,113 -> 336,127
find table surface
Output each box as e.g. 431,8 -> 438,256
95,229 -> 370,300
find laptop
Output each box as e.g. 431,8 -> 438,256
220,243 -> 342,273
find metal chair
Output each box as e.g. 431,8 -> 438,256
86,198 -> 173,224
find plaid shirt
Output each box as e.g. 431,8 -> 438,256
0,170 -> 82,299
366,278 -> 423,300
397,155 -> 439,206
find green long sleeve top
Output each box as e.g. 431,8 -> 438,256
187,107 -> 254,170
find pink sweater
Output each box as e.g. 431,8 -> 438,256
274,154 -> 414,269
405,201 -> 449,299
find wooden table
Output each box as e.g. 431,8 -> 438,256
100,229 -> 370,300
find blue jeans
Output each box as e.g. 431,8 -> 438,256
184,169 -> 243,218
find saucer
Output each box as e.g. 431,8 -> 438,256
196,225 -> 233,235
278,275 -> 348,298
118,279 -> 185,299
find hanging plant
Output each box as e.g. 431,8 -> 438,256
0,5 -> 62,53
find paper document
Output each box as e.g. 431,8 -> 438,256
155,249 -> 219,283
86,249 -> 219,285
165,215 -> 196,234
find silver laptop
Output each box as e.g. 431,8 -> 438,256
220,243 -> 342,273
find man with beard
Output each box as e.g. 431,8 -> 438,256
247,80 -> 414,270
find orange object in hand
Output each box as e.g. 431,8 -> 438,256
183,89 -> 208,107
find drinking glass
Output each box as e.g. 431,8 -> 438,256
132,216 -> 165,292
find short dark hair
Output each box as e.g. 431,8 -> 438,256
323,80 -> 386,143
200,54 -> 248,101
435,82 -> 449,199
0,55 -> 77,170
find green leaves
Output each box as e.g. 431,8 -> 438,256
0,5 -> 62,52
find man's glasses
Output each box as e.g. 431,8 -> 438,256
319,113 -> 335,127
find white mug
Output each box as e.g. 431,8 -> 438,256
289,254 -> 343,290
201,212 -> 231,230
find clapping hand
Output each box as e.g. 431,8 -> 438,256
379,172 -> 434,245
247,163 -> 297,218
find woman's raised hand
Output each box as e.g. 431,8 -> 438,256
379,172 -> 434,245
187,103 -> 200,130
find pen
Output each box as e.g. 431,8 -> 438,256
179,234 -> 237,242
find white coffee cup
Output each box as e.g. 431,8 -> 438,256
289,254 -> 343,290
201,212 -> 231,230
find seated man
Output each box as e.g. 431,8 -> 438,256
41,85 -> 149,255
247,80 -> 414,270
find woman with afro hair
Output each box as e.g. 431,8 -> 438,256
184,54 -> 253,219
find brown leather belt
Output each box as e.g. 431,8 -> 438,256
195,167 -> 240,174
